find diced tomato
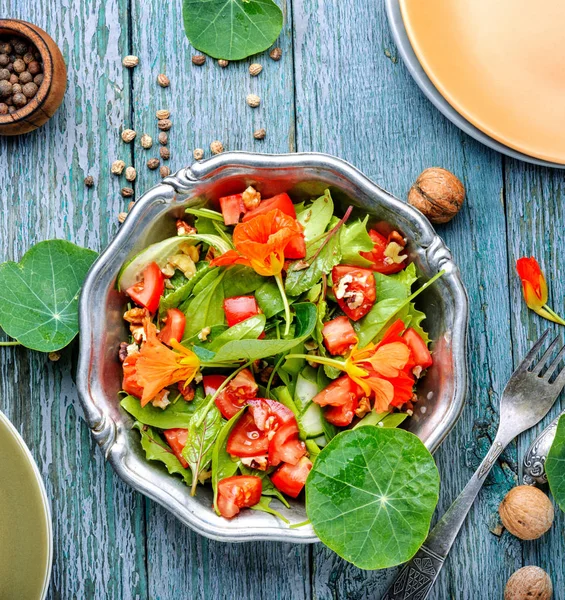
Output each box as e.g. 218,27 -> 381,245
324,394 -> 359,426
223,296 -> 262,327
163,428 -> 189,469
247,398 -> 295,433
378,319 -> 406,346
204,369 -> 258,420
242,192 -> 296,222
360,230 -> 407,274
122,353 -> 144,398
271,457 -> 313,498
125,262 -> 165,313
217,475 -> 262,519
227,412 -> 270,457
284,234 -> 306,259
219,194 -> 245,226
313,375 -> 364,407
331,265 -> 376,321
268,421 -> 306,467
158,308 -> 186,345
403,328 -> 433,369
322,316 -> 358,355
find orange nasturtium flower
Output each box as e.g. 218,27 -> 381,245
210,208 -> 303,276
135,319 -> 200,406
516,257 -> 565,325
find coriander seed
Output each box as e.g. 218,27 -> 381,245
22,82 -> 37,98
218,59 -> 229,68
158,132 -> 168,145
19,71 -> 32,84
23,52 -> 34,65
160,165 -> 171,177
12,92 -> 26,107
118,212 -> 128,224
48,351 -> 61,362
33,73 -> 43,86
12,58 -> 25,74
111,160 -> 126,175
147,158 -> 160,170
0,54 -> 8,67
0,80 -> 11,98
0,69 -> 9,81
157,73 -> 170,87
156,109 -> 170,120
192,54 -> 206,66
249,63 -> 263,76
122,55 -> 139,68
121,128 -> 136,143
121,187 -> 134,197
128,201 -> 135,211
246,94 -> 260,108
11,83 -> 21,94
125,166 -> 137,182
160,146 -> 170,160
210,140 -> 224,155
157,118 -> 172,131
269,47 -> 282,61
140,134 -> 153,149
193,148 -> 204,160
84,175 -> 94,187
9,74 -> 18,84
254,128 -> 266,140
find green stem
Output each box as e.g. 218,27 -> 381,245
306,205 -> 353,264
285,353 -> 346,370
194,360 -> 253,428
0,341 -> 21,347
542,304 -> 565,326
266,353 -> 287,397
275,273 -> 292,337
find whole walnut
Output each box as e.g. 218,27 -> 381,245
408,167 -> 465,224
499,485 -> 554,540
504,566 -> 552,600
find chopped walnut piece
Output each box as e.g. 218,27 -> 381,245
198,326 -> 211,341
161,263 -> 175,278
178,381 -> 195,401
123,307 -> 150,324
179,242 -> 200,262
388,230 -> 406,248
130,325 -> 146,344
152,389 -> 170,409
240,455 -> 269,471
384,241 -> 408,265
242,186 -> 261,210
176,219 -> 197,236
118,342 -> 129,362
354,397 -> 371,418
168,253 -> 196,278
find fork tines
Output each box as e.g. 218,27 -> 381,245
525,330 -> 565,384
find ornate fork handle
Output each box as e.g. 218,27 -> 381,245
383,438 -> 507,600
523,409 -> 565,485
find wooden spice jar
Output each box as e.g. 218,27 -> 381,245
0,19 -> 66,135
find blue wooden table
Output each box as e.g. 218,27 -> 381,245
1,1 -> 563,598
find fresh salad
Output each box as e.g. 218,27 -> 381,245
117,186 -> 442,522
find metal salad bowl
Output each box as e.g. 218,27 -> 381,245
77,152 -> 468,543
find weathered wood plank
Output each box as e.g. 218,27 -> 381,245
292,0 -> 520,598
128,2 -> 311,599
0,1 -> 148,598
505,160 -> 565,595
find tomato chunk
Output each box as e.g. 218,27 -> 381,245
360,230 -> 408,274
223,296 -> 262,327
122,353 -> 144,398
204,369 -> 258,420
242,192 -> 296,222
227,412 -> 270,457
163,428 -> 189,469
125,262 -> 165,314
284,234 -> 306,259
219,194 -> 245,226
268,421 -> 306,467
158,308 -> 186,345
247,398 -> 295,432
217,475 -> 262,519
322,316 -> 358,355
313,375 -> 363,407
403,328 -> 433,369
271,457 -> 313,498
331,265 -> 376,321
325,395 -> 359,426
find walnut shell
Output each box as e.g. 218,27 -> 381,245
408,167 -> 465,224
499,486 -> 554,540
504,566 -> 552,600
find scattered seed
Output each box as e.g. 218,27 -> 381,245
246,94 -> 260,108
269,47 -> 282,61
156,109 -> 170,120
249,63 -> 263,77
253,128 -> 266,140
118,212 -> 128,223
121,187 -> 134,197
48,351 -> 61,362
160,146 -> 170,160
128,201 -> 135,211
210,140 -> 224,155
157,73 -> 170,87
160,165 -> 171,177
147,158 -> 160,170
22,81 -> 37,98
157,118 -> 172,131
122,55 -> 139,68
218,59 -> 229,68
140,134 -> 153,149
125,166 -> 137,182
158,132 -> 168,145
121,128 -> 136,143
192,54 -> 206,66
84,175 -> 94,187
111,160 -> 126,175
193,148 -> 204,160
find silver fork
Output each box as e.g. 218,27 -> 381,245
383,330 -> 565,600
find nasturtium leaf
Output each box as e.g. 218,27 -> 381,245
0,240 -> 98,351
546,415 -> 565,512
306,427 -> 440,570
121,394 -> 201,429
183,0 -> 283,61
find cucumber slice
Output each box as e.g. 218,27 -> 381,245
300,402 -> 324,438
313,435 -> 327,448
294,366 -> 320,412
117,234 -> 231,291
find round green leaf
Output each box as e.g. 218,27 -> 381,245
306,426 -> 440,570
546,415 -> 565,512
183,0 -> 283,61
0,240 -> 98,351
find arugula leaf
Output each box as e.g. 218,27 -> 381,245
207,314 -> 266,351
183,272 -> 226,339
132,422 -> 192,486
185,207 -> 224,221
375,263 -> 418,301
250,496 -> 290,524
212,409 -> 244,512
546,415 -> 565,512
159,265 -> 208,316
183,402 -> 223,495
211,303 -> 317,362
353,298 -> 406,348
306,427 -> 440,569
0,240 -> 98,351
121,394 -> 202,428
222,265 -> 264,296
339,217 -> 374,267
191,267 -> 222,297
406,302 -> 430,345
255,279 -> 285,318
240,464 -> 290,508
182,0 -> 283,61
297,190 -> 334,241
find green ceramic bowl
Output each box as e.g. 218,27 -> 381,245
0,410 -> 52,599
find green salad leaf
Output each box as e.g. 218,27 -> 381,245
212,409 -> 244,512
182,271 -> 226,339
207,314 -> 266,352
222,265 -> 264,296
121,394 -> 203,428
546,415 -> 565,512
339,217 -> 374,267
250,496 -> 290,523
297,190 -> 334,241
406,303 -> 430,345
0,240 -> 98,351
256,279 -> 285,318
133,422 -> 192,485
375,263 -> 418,301
354,298 -> 406,348
306,427 -> 440,570
182,0 -> 283,61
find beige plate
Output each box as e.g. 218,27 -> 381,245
400,0 -> 565,165
0,411 -> 52,600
